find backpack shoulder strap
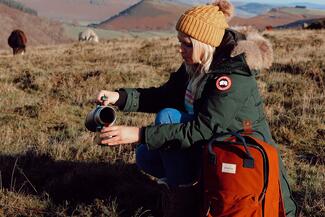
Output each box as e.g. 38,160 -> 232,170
279,181 -> 287,217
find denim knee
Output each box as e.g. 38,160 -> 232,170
135,144 -> 149,170
155,108 -> 181,125
135,144 -> 165,178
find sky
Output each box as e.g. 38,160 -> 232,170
238,0 -> 325,4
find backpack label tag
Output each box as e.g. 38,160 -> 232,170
222,163 -> 236,174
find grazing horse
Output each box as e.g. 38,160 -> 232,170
78,29 -> 99,43
8,29 -> 27,55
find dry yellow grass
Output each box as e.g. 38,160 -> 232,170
0,29 -> 324,217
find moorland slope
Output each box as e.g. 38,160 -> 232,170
95,0 -> 189,31
0,3 -> 71,50
15,0 -> 141,24
95,1 -> 325,31
230,7 -> 325,29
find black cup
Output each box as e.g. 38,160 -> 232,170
85,106 -> 116,132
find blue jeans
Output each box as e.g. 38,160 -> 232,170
136,108 -> 202,187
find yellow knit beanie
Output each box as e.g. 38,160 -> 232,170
176,4 -> 230,47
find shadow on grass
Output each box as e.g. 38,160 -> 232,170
292,179 -> 324,217
0,151 -> 162,217
291,158 -> 325,217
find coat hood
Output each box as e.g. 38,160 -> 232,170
230,26 -> 274,70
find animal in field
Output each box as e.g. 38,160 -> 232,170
8,29 -> 27,55
78,29 -> 99,43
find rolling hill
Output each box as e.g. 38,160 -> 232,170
12,0 -> 325,32
14,0 -> 141,25
162,0 -> 207,4
94,0 -> 189,31
0,0 -> 37,15
236,3 -> 273,16
0,3 -> 71,50
229,7 -> 325,29
276,17 -> 325,29
287,2 -> 325,10
3,0 -> 325,42
93,1 -> 325,31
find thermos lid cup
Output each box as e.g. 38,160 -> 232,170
85,106 -> 116,132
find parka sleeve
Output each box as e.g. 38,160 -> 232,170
119,64 -> 187,113
143,74 -> 255,150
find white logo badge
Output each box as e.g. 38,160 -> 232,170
216,76 -> 232,91
222,163 -> 237,174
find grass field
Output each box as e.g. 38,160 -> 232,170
63,24 -> 175,42
0,29 -> 324,217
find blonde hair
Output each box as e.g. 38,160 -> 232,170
185,37 -> 216,99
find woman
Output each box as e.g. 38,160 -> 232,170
95,1 -> 297,216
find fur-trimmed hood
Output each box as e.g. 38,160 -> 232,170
208,1 -> 273,70
230,26 -> 274,70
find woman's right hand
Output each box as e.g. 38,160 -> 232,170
96,90 -> 120,106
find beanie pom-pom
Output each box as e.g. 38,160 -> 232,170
211,0 -> 234,21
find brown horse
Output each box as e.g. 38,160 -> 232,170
8,29 -> 27,55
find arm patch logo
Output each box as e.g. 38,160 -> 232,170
216,76 -> 232,91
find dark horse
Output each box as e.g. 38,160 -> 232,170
8,29 -> 27,55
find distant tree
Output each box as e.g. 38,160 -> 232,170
0,0 -> 37,15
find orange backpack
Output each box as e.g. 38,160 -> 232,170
201,131 -> 286,217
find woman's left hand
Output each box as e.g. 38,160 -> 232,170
99,126 -> 141,146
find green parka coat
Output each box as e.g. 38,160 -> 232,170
121,55 -> 274,149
